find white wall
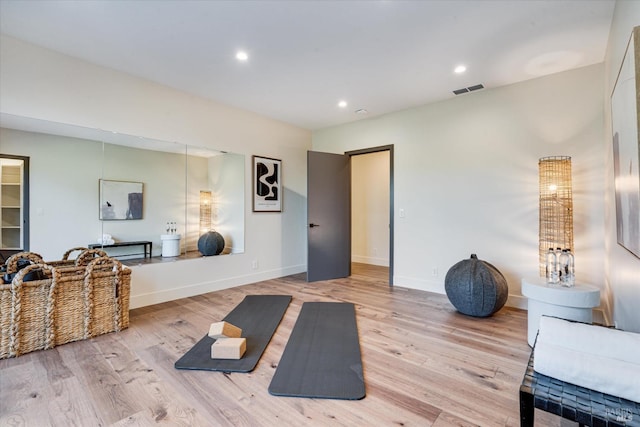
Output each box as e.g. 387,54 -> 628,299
351,151 -> 390,266
603,2 -> 640,332
0,35 -> 311,308
313,64 -> 607,317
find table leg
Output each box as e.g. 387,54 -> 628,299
520,389 -> 534,427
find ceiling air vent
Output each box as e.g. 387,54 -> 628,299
453,84 -> 485,95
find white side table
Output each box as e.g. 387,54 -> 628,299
160,234 -> 181,257
521,277 -> 600,346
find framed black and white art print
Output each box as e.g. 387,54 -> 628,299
611,26 -> 640,258
252,155 -> 282,212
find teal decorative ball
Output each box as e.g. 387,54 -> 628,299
197,231 -> 225,256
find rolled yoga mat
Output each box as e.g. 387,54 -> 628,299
174,294 -> 291,372
268,301 -> 365,399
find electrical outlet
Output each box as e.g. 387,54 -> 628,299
252,259 -> 258,269
399,208 -> 405,218
432,267 -> 438,277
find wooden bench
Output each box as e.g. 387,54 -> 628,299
520,349 -> 639,426
88,240 -> 152,259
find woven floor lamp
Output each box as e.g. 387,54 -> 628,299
538,156 -> 574,276
199,190 -> 212,234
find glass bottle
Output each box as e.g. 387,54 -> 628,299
559,249 -> 570,286
545,248 -> 558,284
566,249 -> 575,287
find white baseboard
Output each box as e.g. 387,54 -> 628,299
129,264 -> 306,309
393,275 -> 445,294
507,294 -> 528,310
394,275 -> 531,312
352,255 -> 389,267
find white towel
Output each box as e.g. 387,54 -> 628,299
97,234 -> 115,245
538,316 -> 640,365
534,316 -> 640,403
534,340 -> 640,403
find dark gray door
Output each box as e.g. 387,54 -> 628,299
307,151 -> 351,282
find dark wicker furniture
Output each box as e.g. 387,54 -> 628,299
520,348 -> 639,426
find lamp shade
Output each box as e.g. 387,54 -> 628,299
539,156 -> 573,276
200,190 -> 212,234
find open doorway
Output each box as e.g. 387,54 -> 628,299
347,145 -> 393,285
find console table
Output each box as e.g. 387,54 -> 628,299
521,277 -> 600,346
88,240 -> 152,259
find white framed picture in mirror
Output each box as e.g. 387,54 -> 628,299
99,179 -> 144,220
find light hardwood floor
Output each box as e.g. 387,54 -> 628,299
1,263 -> 568,426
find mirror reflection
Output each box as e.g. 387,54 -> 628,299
0,114 -> 245,264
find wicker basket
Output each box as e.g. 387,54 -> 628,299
0,281 -> 12,359
84,257 -> 131,336
51,266 -> 90,346
46,248 -> 106,268
45,247 -> 88,268
76,249 -> 109,267
7,264 -> 56,358
4,251 -> 44,274
0,256 -> 131,359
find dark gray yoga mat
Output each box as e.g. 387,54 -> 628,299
174,294 -> 291,372
268,302 -> 365,400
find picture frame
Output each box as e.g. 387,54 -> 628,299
252,155 -> 282,212
611,26 -> 640,258
99,179 -> 144,220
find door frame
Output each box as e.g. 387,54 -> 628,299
0,154 -> 30,261
345,145 -> 394,286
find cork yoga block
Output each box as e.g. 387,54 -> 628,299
211,338 -> 247,360
208,321 -> 242,339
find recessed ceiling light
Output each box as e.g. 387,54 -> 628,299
454,65 -> 467,74
338,100 -> 348,108
236,51 -> 249,61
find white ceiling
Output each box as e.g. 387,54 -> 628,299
0,0 -> 615,131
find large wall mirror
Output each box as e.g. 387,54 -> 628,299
0,113 -> 245,263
